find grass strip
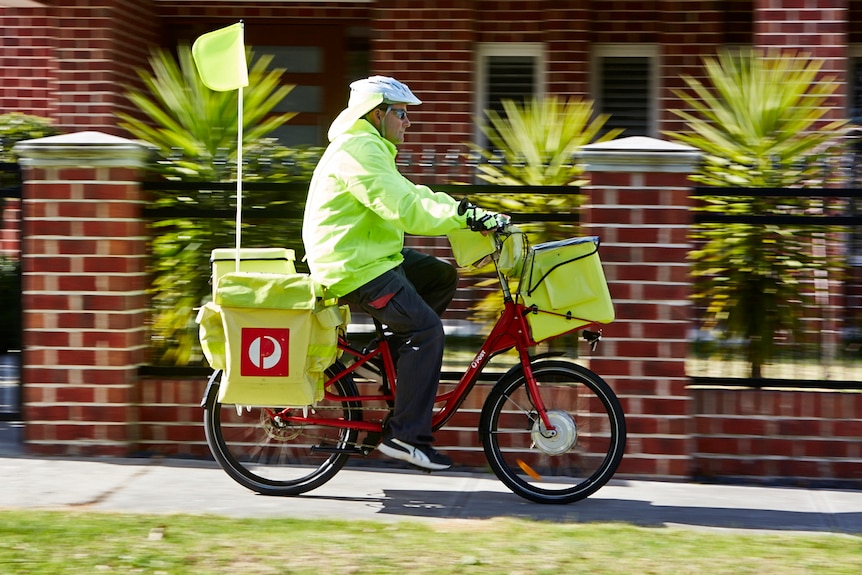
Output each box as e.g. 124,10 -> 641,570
1,510 -> 859,574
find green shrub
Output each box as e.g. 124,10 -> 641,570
665,49 -> 847,378
0,113 -> 58,162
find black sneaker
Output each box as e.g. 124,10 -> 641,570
378,437 -> 452,471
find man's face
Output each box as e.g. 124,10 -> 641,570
372,104 -> 410,145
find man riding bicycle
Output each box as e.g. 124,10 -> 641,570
302,75 -> 499,471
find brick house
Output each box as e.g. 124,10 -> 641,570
1,0 -> 857,181
2,1 -> 861,485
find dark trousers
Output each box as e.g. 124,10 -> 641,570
341,249 -> 458,445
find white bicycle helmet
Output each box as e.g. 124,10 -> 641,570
328,75 -> 421,141
351,75 -> 422,106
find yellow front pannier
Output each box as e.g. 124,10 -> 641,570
446,228 -> 495,269
447,226 -> 527,276
196,270 -> 348,407
519,236 -> 614,343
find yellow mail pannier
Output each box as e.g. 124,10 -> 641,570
518,236 -> 614,343
196,267 -> 348,408
210,247 -> 296,299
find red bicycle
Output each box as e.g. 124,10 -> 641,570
202,227 -> 626,504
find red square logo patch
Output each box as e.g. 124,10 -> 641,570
240,328 -> 289,377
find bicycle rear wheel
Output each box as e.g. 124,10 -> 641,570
203,363 -> 361,496
479,359 -> 626,504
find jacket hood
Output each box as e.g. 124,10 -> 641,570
327,91 -> 384,142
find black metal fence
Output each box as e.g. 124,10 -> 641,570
688,186 -> 862,390
141,181 -> 583,266
6,170 -> 857,391
142,180 -> 862,389
140,180 -> 582,376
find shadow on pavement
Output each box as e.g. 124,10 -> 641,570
374,488 -> 862,534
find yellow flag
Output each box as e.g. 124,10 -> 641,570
192,22 -> 249,91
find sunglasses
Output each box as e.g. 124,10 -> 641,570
385,106 -> 409,120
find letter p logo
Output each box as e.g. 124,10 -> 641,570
240,328 -> 289,376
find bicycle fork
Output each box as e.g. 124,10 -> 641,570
517,346 -> 558,435
516,323 -> 605,438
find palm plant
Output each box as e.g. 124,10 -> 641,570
469,96 -> 621,186
117,44 -> 296,182
665,48 -> 847,378
466,96 -> 621,233
117,45 -> 317,365
464,96 -> 621,325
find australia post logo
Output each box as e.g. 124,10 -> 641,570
240,328 -> 289,377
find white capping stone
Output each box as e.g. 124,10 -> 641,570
13,131 -> 153,168
576,136 -> 702,173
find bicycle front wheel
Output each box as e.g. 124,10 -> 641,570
479,359 -> 626,504
203,363 -> 361,496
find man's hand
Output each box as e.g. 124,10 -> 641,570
459,198 -> 506,232
467,208 -> 500,232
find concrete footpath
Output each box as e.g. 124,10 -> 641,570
1,454 -> 860,535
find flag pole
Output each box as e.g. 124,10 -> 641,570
191,20 -> 248,273
235,83 -> 243,272
234,21 -> 245,273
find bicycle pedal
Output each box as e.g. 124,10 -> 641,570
363,431 -> 383,448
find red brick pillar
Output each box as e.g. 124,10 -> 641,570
14,131 -> 150,456
754,0 -> 848,125
577,136 -> 700,479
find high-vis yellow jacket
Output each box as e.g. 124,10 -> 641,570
303,120 -> 469,297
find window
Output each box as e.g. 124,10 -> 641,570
250,25 -> 369,147
475,43 -> 545,146
849,45 -> 862,122
591,44 -> 658,137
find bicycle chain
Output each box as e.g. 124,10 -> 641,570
260,403 -> 391,452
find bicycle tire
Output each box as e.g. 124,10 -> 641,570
203,362 -> 362,496
479,359 -> 626,504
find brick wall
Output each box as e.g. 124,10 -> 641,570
4,1 -> 861,484
12,131 -> 862,487
53,0 -> 160,134
657,2 -> 723,135
135,374 -> 500,466
546,4 -> 590,98
137,376 -> 211,458
693,387 -> 862,484
371,0 -> 480,183
0,6 -> 57,119
0,0 -> 160,135
754,0 -> 848,126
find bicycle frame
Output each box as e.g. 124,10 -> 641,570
273,231 -> 563,435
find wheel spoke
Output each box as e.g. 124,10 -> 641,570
203,364 -> 362,495
480,360 -> 626,504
